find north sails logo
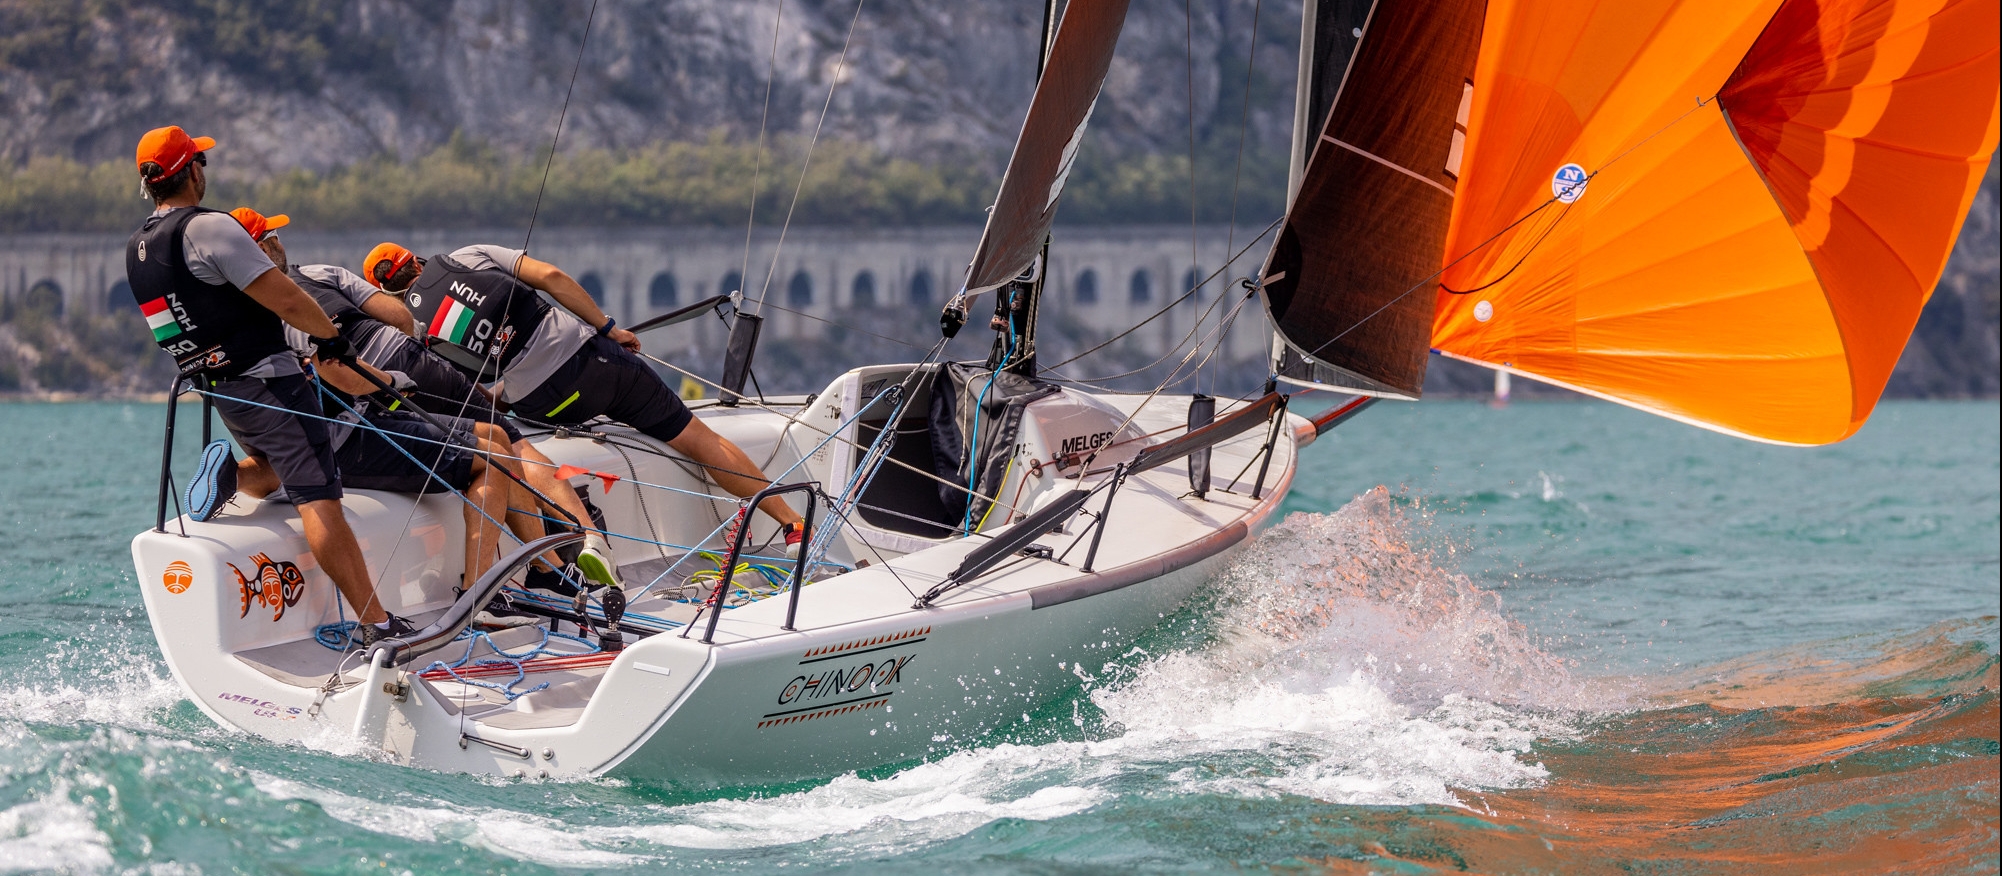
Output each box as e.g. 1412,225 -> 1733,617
137,240 -> 148,261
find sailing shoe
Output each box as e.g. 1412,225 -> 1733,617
524,563 -> 581,598
575,533 -> 623,590
783,522 -> 807,559
354,614 -> 418,650
185,440 -> 238,522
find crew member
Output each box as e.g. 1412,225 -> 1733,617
229,208 -> 611,582
361,242 -> 809,570
124,126 -> 410,646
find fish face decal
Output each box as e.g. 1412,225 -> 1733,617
228,552 -> 305,621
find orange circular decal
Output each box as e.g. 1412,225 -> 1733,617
162,560 -> 194,594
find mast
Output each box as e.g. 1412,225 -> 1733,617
989,0 -> 1063,376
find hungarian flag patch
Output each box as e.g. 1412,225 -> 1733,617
140,297 -> 182,341
429,297 -> 477,345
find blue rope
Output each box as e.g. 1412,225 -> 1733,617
183,384 -> 734,506
421,627 -> 600,702
503,586 -> 683,631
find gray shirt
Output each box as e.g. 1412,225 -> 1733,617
156,206 -> 298,378
282,263 -> 408,364
427,245 -> 593,402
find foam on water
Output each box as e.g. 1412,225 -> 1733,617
0,784 -> 115,875
1078,487 -> 1583,806
0,644 -> 184,733
243,489 -> 1579,864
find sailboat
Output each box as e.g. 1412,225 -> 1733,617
127,0 -> 1996,785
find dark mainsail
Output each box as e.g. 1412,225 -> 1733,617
960,0 -> 1131,297
1261,0 -> 1486,397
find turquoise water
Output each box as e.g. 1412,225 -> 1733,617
0,399 -> 1994,873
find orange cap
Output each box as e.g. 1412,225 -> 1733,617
135,126 -> 216,183
363,242 -> 415,289
228,207 -> 290,241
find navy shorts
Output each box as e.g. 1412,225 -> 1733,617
336,410 -> 477,494
369,332 -> 524,444
514,335 -> 694,443
210,373 -> 343,505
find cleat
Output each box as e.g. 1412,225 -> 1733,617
185,440 -> 239,522
575,533 -> 623,590
354,614 -> 418,650
783,522 -> 807,559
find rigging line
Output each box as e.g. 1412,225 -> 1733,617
751,299 -> 934,351
635,349 -> 1029,518
522,0 -> 603,252
1298,94 -> 1721,361
818,497 -> 920,602
1218,0 -> 1263,395
185,387 -> 747,507
1077,285 -> 1261,474
740,0 -> 788,298
1046,215 -> 1281,371
307,369 -> 467,627
1039,273 -> 1249,386
752,0 -> 869,312
1184,0 -> 1199,347
1221,0 -> 1263,275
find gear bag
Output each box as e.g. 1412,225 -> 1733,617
927,362 -> 1058,531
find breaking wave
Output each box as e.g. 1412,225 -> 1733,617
0,489 -> 1593,869
263,488 -> 1578,864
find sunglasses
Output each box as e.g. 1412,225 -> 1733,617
257,231 -> 279,244
192,152 -> 207,168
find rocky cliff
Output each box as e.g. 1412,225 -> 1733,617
1,0 -> 1995,399
2,0 -> 1296,178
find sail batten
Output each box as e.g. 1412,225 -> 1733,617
1261,0 -> 1490,398
959,0 -> 1132,298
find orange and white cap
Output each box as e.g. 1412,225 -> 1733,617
363,242 -> 416,289
228,207 -> 290,241
135,126 -> 216,183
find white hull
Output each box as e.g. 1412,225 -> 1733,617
132,366 -> 1311,785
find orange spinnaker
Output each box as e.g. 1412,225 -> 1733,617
1433,0 -> 1999,444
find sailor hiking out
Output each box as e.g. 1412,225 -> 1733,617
124,126 -> 415,647
228,210 -> 605,615
226,209 -> 588,626
361,242 -> 810,562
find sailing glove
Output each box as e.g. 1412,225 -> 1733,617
310,333 -> 355,363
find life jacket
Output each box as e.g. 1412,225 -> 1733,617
402,253 -> 552,379
289,265 -> 369,330
289,264 -> 404,361
125,207 -> 290,378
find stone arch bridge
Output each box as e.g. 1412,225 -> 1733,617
2,225 -> 1272,386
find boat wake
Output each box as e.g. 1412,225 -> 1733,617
5,489 -> 1988,871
